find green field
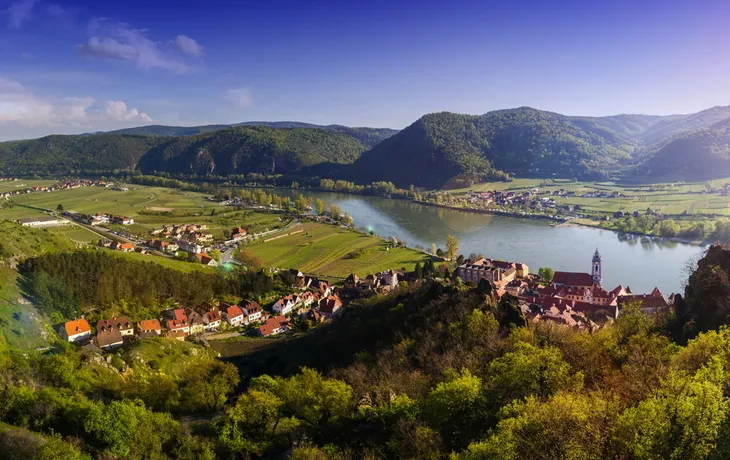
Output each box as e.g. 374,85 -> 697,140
2,184 -> 285,242
246,222 -> 433,277
450,177 -> 730,217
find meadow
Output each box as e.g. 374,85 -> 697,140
2,183 -> 285,242
246,222 -> 434,277
451,177 -> 730,217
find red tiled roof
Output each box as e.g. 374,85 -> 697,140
617,293 -> 668,310
319,295 -> 343,314
64,318 -> 90,336
552,271 -> 595,287
138,319 -> 161,332
226,305 -> 244,318
204,310 -> 221,322
258,315 -> 289,336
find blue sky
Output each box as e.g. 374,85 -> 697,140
0,0 -> 729,140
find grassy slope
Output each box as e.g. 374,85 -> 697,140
0,221 -> 77,351
122,337 -> 218,379
247,222 -> 433,277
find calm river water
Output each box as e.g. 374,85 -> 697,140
269,189 -> 705,295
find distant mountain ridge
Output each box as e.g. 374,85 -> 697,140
339,106 -> 730,187
3,106 -> 730,186
107,122 -> 399,149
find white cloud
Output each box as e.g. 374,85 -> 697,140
224,88 -> 253,109
175,35 -> 203,56
0,76 -> 153,140
6,0 -> 37,28
76,20 -> 199,73
104,100 -> 152,122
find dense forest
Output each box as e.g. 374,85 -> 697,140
344,106 -> 730,188
5,243 -> 730,458
137,126 -> 367,176
639,120 -> 730,178
0,125 -> 383,176
20,250 -> 296,324
109,122 -> 399,149
4,106 -> 730,186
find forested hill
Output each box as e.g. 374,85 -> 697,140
0,134 -> 161,175
344,108 -> 638,188
639,120 -> 730,178
108,122 -> 399,149
0,126 -> 371,176
137,126 -> 366,175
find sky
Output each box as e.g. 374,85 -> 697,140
0,0 -> 729,140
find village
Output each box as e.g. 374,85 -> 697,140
57,244 -> 670,353
456,248 -> 670,330
57,266 -> 407,350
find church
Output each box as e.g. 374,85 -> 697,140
551,249 -> 603,288
544,249 -> 631,306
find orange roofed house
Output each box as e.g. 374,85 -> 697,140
137,319 -> 162,339
60,318 -> 91,344
257,315 -> 290,337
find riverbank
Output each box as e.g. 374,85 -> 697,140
413,199 -> 568,223
556,220 -> 708,247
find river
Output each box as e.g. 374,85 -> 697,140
263,189 -> 705,295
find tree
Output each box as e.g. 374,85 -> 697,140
235,249 -> 264,270
658,219 -> 680,237
538,267 -> 554,283
180,361 -> 240,413
315,199 -> 326,215
56,204 -> 64,212
209,249 -> 221,263
415,262 -> 423,280
431,243 -> 438,255
445,235 -> 460,261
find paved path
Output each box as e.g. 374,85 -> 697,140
203,331 -> 244,340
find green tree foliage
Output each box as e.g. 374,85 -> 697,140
672,245 -> 730,343
537,267 -> 554,282
347,108 -> 638,187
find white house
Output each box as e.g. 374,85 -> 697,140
60,318 -> 91,343
224,305 -> 246,327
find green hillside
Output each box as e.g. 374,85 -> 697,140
0,134 -> 161,175
639,122 -> 730,178
108,121 -> 399,148
347,108 -> 637,188
0,126 -> 372,176
0,220 -> 77,351
138,125 -> 366,175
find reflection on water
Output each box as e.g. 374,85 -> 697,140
254,188 -> 705,294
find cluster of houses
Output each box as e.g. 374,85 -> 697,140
0,179 -> 108,199
150,224 -> 214,254
58,270 -> 370,350
457,249 -> 670,329
462,189 -> 560,212
60,300 -> 265,350
66,211 -> 134,226
98,239 -> 138,252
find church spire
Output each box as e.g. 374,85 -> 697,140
592,248 -> 602,284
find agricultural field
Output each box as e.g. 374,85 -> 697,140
2,183 -> 285,241
9,184 -> 212,216
452,177 -> 730,217
246,222 -> 433,277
